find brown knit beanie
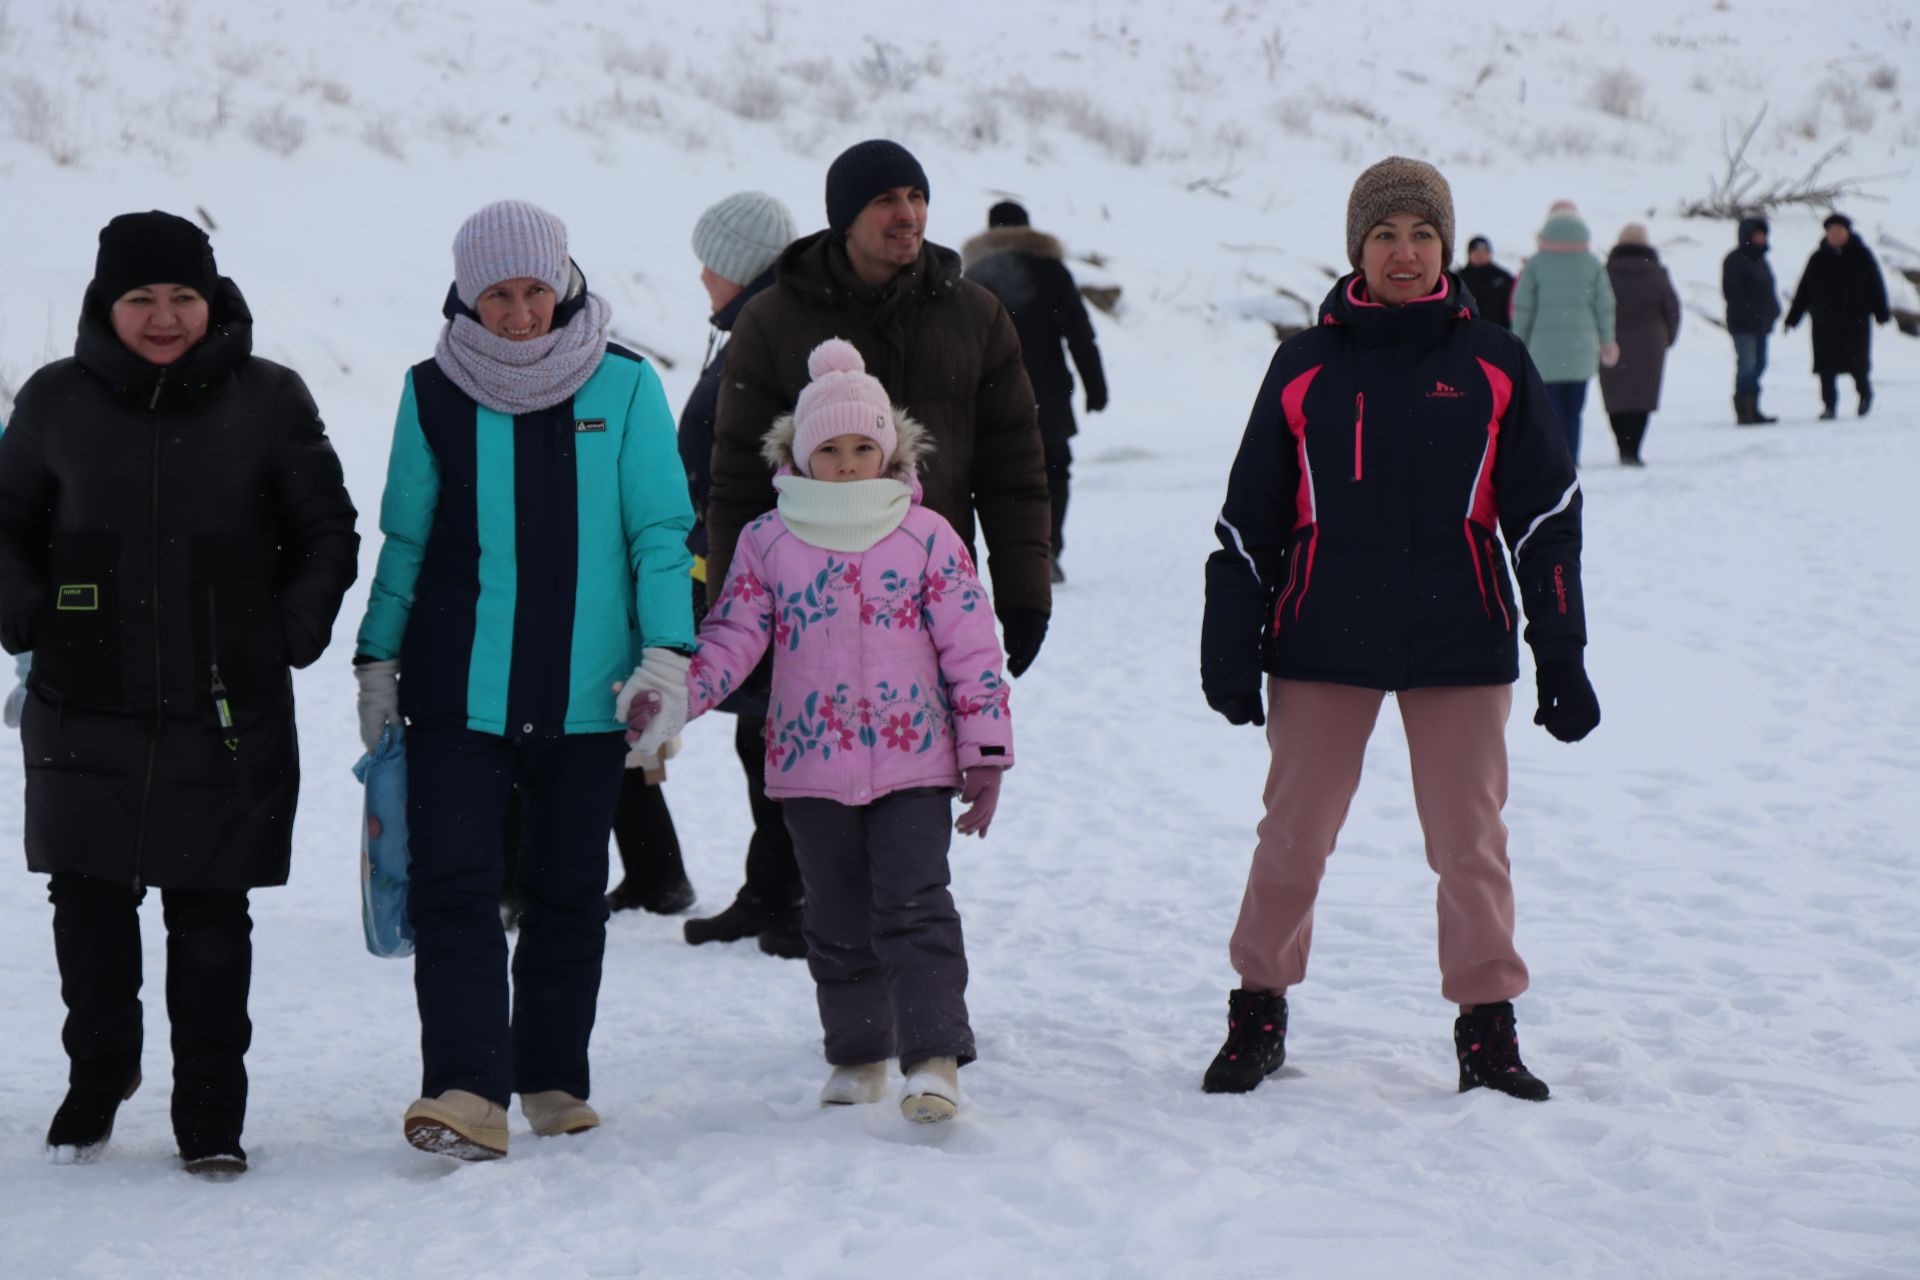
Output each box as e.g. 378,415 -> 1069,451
1345,157 -> 1455,270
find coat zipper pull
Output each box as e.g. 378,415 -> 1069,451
148,373 -> 166,411
207,591 -> 237,751
1352,393 -> 1365,482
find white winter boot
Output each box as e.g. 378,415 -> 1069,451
520,1090 -> 601,1137
820,1061 -> 889,1106
403,1090 -> 509,1160
899,1057 -> 960,1123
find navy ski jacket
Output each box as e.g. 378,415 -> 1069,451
1202,272 -> 1585,700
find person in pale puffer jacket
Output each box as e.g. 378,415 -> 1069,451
628,338 -> 1011,1124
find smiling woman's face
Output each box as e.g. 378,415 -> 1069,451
474,277 -> 557,340
110,284 -> 210,365
1360,212 -> 1444,305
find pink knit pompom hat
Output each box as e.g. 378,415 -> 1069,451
792,339 -> 897,476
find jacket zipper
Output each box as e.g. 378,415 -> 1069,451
1352,393 -> 1365,482
207,589 -> 238,751
133,373 -> 166,890
1483,537 -> 1513,632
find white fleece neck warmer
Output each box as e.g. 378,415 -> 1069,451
773,475 -> 912,552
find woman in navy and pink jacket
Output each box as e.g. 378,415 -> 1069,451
1199,158 -> 1600,1103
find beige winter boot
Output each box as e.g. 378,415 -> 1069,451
819,1061 -> 889,1106
403,1090 -> 509,1160
899,1057 -> 960,1124
520,1090 -> 601,1137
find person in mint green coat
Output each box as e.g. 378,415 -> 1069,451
352,201 -> 694,1161
1512,203 -> 1618,465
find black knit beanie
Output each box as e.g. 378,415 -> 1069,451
988,200 -> 1030,228
825,140 -> 930,233
1822,212 -> 1852,231
94,211 -> 217,303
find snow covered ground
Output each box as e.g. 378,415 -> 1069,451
2,1 -> 1918,1276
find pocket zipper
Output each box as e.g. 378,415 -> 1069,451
1352,393 -> 1365,482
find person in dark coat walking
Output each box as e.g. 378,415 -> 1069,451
0,212 -> 359,1175
1597,224 -> 1680,465
1722,216 -> 1782,425
673,191 -> 814,955
1457,236 -> 1514,331
705,140 -> 1050,690
1199,158 -> 1598,1104
1784,213 -> 1891,418
962,201 -> 1108,583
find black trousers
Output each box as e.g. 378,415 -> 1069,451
1038,399 -> 1077,558
49,873 -> 252,1147
784,788 -> 974,1070
406,727 -> 626,1106
1819,370 -> 1871,409
735,714 -> 803,908
503,768 -> 685,899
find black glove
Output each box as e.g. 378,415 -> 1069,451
1207,689 -> 1265,728
999,607 -> 1049,678
1533,657 -> 1600,743
1085,388 -> 1108,414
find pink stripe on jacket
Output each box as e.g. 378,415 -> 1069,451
687,493 -> 1012,807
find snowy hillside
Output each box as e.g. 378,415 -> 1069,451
3,1 -> 1918,1276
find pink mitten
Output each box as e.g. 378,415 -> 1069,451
955,766 -> 1003,839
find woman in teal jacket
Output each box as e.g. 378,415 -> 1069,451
1512,205 -> 1618,465
353,201 -> 694,1160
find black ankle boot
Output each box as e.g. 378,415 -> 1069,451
1202,989 -> 1288,1094
756,923 -> 809,959
179,1132 -> 249,1178
683,894 -> 800,946
1454,1001 -> 1550,1101
608,875 -> 697,915
47,1069 -> 142,1156
1859,387 -> 1873,417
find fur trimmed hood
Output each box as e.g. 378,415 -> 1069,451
760,405 -> 933,484
962,226 -> 1065,271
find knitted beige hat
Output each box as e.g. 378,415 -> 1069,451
1345,157 -> 1455,270
1617,222 -> 1650,246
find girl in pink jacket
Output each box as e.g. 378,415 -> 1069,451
628,339 -> 1011,1123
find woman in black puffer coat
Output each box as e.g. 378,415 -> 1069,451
0,212 -> 359,1175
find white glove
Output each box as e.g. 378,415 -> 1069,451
616,647 -> 689,758
355,659 -> 401,753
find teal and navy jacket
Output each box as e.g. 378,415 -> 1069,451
356,343 -> 695,737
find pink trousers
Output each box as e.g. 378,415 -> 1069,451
1229,678 -> 1530,1006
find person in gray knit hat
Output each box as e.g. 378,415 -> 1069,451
1200,156 -> 1597,1106
674,189 -> 810,948
354,197 -> 695,1161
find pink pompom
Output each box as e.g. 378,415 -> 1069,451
807,338 -> 866,380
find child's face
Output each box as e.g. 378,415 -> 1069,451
809,433 -> 887,482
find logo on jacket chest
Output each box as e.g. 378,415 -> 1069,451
575,418 -> 606,433
1426,380 -> 1466,399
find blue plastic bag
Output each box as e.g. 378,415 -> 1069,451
353,725 -> 414,958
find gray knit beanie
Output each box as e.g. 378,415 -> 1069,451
692,192 -> 797,287
453,200 -> 571,307
1345,157 -> 1455,270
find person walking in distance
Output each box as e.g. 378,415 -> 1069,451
962,200 -> 1109,583
1597,224 -> 1680,466
1457,236 -> 1514,331
1200,158 -> 1598,1103
1512,202 -> 1618,464
1784,213 -> 1891,419
1722,216 -> 1782,425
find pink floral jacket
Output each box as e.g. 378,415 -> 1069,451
688,501 -> 1013,806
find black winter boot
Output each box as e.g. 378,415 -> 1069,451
684,893 -> 800,946
1751,393 -> 1778,424
608,875 -> 697,915
756,924 -> 810,959
1732,393 -> 1754,425
1454,1001 -> 1550,1101
1202,989 -> 1288,1094
1858,384 -> 1873,417
1819,376 -> 1839,420
47,1070 -> 142,1158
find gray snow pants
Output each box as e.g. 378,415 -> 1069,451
783,787 -> 975,1070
